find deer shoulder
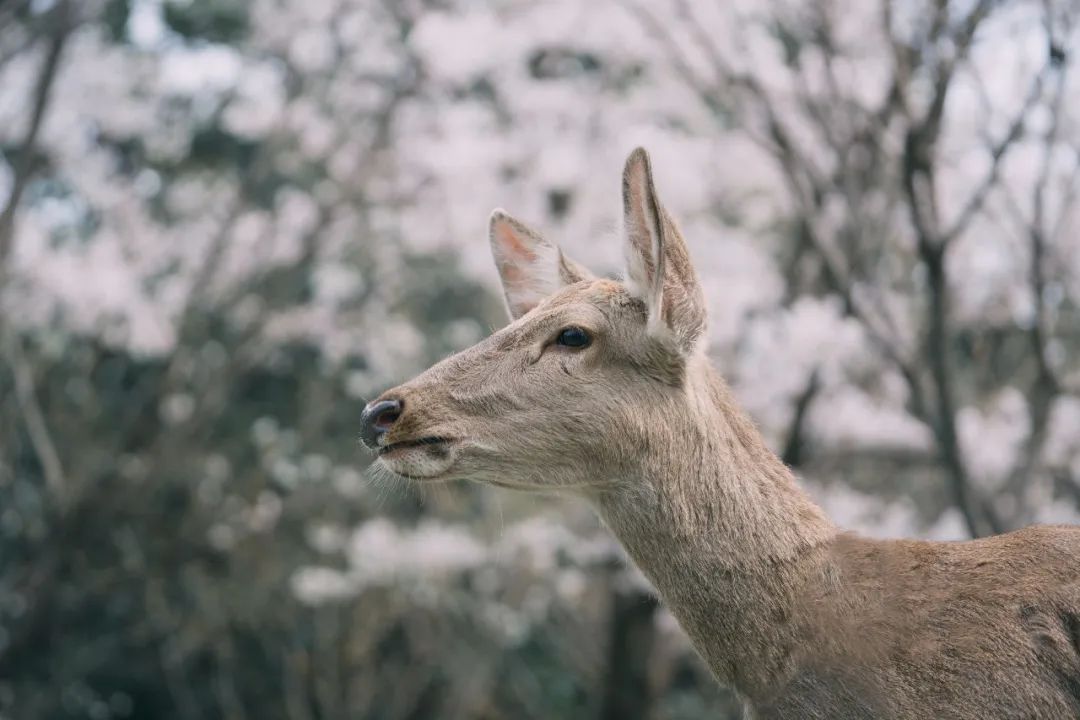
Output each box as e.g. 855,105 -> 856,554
758,527 -> 1080,718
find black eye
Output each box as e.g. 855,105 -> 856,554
555,327 -> 591,348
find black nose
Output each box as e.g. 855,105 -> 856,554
360,398 -> 402,449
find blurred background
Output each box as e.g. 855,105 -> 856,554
1,0 -> 1079,718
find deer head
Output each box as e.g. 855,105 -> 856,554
360,148 -> 708,493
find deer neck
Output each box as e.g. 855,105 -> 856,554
591,359 -> 837,696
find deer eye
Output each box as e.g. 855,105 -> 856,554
555,327 -> 591,348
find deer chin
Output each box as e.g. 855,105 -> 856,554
375,437 -> 458,480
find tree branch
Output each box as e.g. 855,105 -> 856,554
895,0 -> 1012,538
1002,46 -> 1070,508
782,369 -> 821,468
941,64 -> 1048,243
0,0 -> 71,274
4,334 -> 66,499
919,246 -> 1001,537
634,0 -> 1019,537
0,0 -> 72,505
622,0 -> 734,123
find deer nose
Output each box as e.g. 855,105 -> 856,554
360,398 -> 402,449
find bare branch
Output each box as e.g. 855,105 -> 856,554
893,0 -> 1010,537
1048,148 -> 1080,244
635,0 -> 1015,537
654,0 -> 933,432
1002,47 -> 1071,506
3,332 -> 65,499
903,0 -> 999,253
0,0 -> 72,276
0,1 -> 72,505
781,369 -> 821,468
622,0 -> 733,123
918,243 -> 1003,537
941,64 -> 1048,243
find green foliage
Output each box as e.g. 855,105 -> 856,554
187,125 -> 260,171
163,0 -> 249,43
102,0 -> 132,42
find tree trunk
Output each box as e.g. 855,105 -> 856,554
600,582 -> 657,720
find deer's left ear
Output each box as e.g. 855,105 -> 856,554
489,210 -> 592,321
621,148 -> 706,352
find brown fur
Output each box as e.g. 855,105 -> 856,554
365,149 -> 1080,718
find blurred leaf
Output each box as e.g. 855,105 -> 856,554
187,125 -> 259,170
102,0 -> 131,42
163,0 -> 248,43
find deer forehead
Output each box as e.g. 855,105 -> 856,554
537,278 -> 643,317
496,279 -> 641,338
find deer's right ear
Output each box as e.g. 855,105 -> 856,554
621,148 -> 706,353
489,209 -> 592,321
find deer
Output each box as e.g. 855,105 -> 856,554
359,148 -> 1080,719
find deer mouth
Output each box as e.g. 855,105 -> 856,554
375,436 -> 458,481
377,436 -> 453,456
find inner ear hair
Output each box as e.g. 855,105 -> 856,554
622,147 -> 668,336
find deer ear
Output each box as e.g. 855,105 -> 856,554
621,148 -> 706,352
489,210 -> 592,321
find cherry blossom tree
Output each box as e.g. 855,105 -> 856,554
1,0 -> 1077,718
